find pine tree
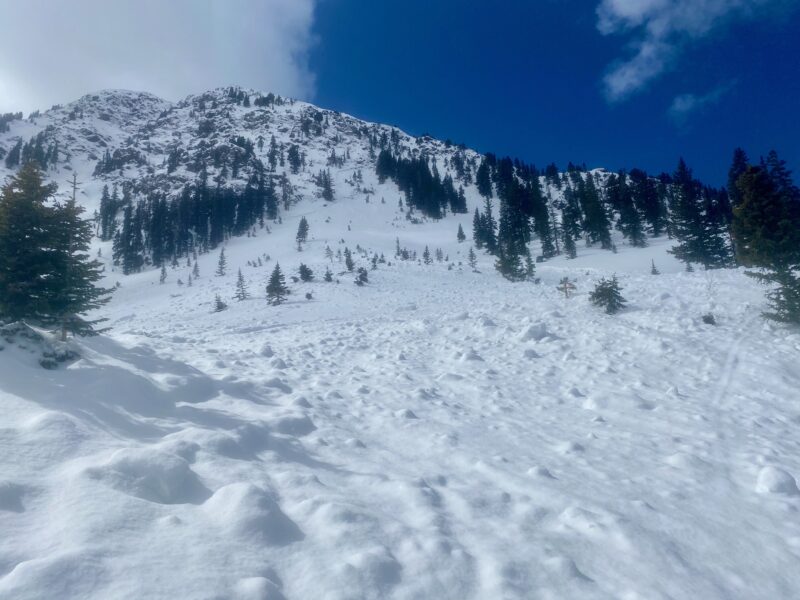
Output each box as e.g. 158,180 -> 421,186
589,275 -> 626,314
216,248 -> 227,276
49,175 -> 115,338
524,251 -> 536,281
325,245 -> 333,262
355,267 -> 368,285
734,163 -> 800,323
344,247 -> 355,271
423,246 -> 432,264
213,294 -> 227,312
193,261 -> 200,278
472,208 -> 484,248
468,246 -> 478,270
296,216 -> 309,243
0,164 -> 113,336
457,223 -> 466,243
324,266 -> 333,282
0,162 -> 59,321
651,260 -> 660,275
298,263 -> 314,282
160,264 -> 167,284
266,263 -> 288,305
234,269 -> 249,301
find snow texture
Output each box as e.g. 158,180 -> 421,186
0,89 -> 799,599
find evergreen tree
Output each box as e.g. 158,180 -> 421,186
355,267 -> 369,285
734,164 -> 800,323
669,159 -> 732,269
580,175 -> 612,249
651,260 -> 660,275
0,162 -> 58,321
324,266 -> 333,282
160,264 -> 167,284
193,261 -> 200,278
472,208 -> 484,249
213,294 -> 227,312
298,263 -> 314,282
266,263 -> 288,305
481,198 -> 497,253
476,158 -> 493,199
215,248 -> 227,276
457,223 -> 466,243
296,216 -> 309,243
589,275 -> 626,314
234,269 -> 249,300
344,247 -> 355,271
0,164 -> 113,336
524,251 -> 536,281
468,246 -> 478,270
423,246 -> 432,264
727,147 -> 750,209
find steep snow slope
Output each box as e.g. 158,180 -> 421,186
1,90 -> 800,599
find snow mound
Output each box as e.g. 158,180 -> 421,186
203,483 -> 303,546
756,466 -> 799,496
84,447 -> 210,504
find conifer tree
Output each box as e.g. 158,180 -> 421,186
0,164 -> 113,337
298,263 -> 314,282
213,294 -> 227,312
215,248 -> 227,276
457,223 -> 466,243
651,260 -> 660,275
160,264 -> 167,284
589,275 -> 626,314
193,261 -> 200,278
468,246 -> 478,270
734,163 -> 800,323
266,263 -> 288,305
234,269 -> 249,300
355,267 -> 368,285
344,247 -> 354,272
324,266 -> 333,282
524,251 -> 536,281
423,246 -> 432,264
472,208 -> 484,248
296,216 -> 309,244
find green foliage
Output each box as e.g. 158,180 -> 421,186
0,164 -> 113,337
266,263 -> 288,305
589,275 -> 627,314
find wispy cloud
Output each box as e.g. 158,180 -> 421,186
597,0 -> 791,102
667,83 -> 736,124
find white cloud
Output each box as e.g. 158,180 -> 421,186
597,0 -> 790,101
0,0 -> 318,113
667,83 -> 735,123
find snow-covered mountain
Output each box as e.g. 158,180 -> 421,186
0,87 -> 487,216
1,89 -> 799,600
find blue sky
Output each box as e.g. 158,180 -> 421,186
309,0 -> 800,185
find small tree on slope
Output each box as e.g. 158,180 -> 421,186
266,263 -> 289,305
234,269 -> 249,301
215,248 -> 227,277
589,275 -> 627,314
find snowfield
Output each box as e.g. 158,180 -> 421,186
1,204 -> 799,600
1,89 -> 799,599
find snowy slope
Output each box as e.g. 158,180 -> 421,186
1,90 -> 800,600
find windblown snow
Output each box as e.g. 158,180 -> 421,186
1,90 -> 799,599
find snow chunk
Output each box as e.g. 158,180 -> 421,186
233,577 -> 285,600
756,466 -> 799,496
520,321 -> 549,342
